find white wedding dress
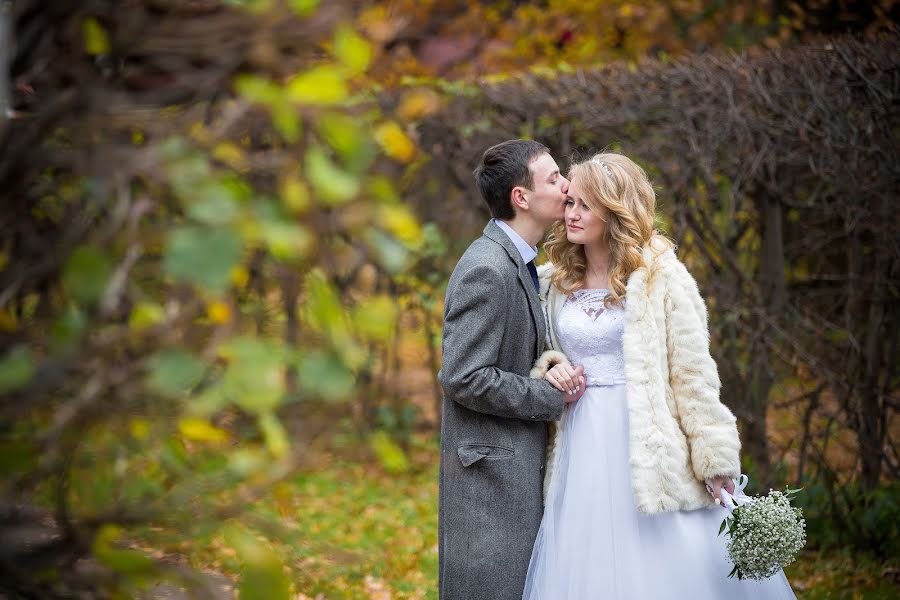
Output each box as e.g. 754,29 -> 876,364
523,289 -> 796,599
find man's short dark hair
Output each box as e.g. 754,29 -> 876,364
473,139 -> 549,220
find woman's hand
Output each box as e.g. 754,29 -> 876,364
706,476 -> 736,504
544,363 -> 585,397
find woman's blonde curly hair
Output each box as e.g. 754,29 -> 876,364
545,152 -> 673,306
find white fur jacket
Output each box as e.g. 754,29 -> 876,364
530,243 -> 741,514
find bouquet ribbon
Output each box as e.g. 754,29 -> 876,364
718,473 -> 753,513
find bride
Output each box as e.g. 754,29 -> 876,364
523,152 -> 796,599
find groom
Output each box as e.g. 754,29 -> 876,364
438,139 -> 585,600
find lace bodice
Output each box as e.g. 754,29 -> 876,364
557,289 -> 626,386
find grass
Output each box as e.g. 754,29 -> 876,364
124,431 -> 894,599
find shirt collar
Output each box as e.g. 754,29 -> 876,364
493,218 -> 538,264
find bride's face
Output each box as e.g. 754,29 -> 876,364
564,176 -> 607,247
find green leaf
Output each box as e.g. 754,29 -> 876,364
718,518 -> 728,535
92,525 -> 156,575
164,146 -> 211,194
259,219 -> 312,261
365,229 -> 410,274
297,351 -> 355,401
185,180 -> 242,225
234,74 -> 281,106
272,103 -> 300,143
163,226 -> 242,293
353,295 -> 397,342
0,346 -> 35,394
62,245 -> 113,305
0,439 -> 36,477
287,0 -> 318,16
317,112 -> 375,168
223,526 -> 291,600
228,447 -> 268,476
333,26 -> 372,74
286,65 -> 347,105
369,430 -> 408,474
258,412 -> 289,458
145,349 -> 206,397
368,175 -> 400,203
421,222 -> 448,258
220,338 -> 286,414
50,304 -> 87,351
128,301 -> 165,331
189,381 -> 229,416
304,147 -> 360,205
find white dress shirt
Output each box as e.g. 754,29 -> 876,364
493,219 -> 538,265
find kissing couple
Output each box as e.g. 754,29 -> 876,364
437,140 -> 796,599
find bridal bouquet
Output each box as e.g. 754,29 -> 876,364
716,475 -> 807,580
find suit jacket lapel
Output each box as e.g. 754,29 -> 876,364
483,222 -> 547,358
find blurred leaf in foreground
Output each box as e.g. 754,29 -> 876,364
62,245 -> 113,305
145,348 -> 206,397
369,430 -> 409,474
163,226 -> 243,293
0,346 -> 35,394
223,524 -> 291,600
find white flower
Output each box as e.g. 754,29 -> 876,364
719,488 -> 807,580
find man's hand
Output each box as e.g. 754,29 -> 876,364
544,363 -> 586,403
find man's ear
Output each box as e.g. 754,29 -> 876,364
510,186 -> 528,212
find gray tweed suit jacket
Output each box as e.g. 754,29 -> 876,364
438,220 -> 565,600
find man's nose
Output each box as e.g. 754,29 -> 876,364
561,177 -> 570,193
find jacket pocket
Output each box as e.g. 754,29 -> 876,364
457,443 -> 515,467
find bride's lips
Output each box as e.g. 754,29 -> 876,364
567,224 -> 583,231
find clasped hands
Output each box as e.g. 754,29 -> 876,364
543,363 -> 586,403
545,361 -> 737,503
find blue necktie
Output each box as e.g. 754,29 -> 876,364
526,260 -> 539,293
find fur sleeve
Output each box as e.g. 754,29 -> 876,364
530,350 -> 571,379
664,260 -> 741,481
530,347 -> 569,503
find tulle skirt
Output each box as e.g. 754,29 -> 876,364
522,383 -> 796,600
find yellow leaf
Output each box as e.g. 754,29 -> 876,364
286,65 -> 348,105
212,142 -> 249,171
258,412 -> 289,458
369,431 -> 408,473
207,300 -> 231,324
189,122 -> 211,145
82,17 -> 110,55
397,90 -> 442,121
0,308 -> 18,332
374,121 -> 415,162
279,175 -> 311,214
230,265 -> 249,289
128,302 -> 165,331
333,26 -> 372,74
378,204 -> 423,247
129,418 -> 150,440
178,417 -> 228,443
353,295 -> 397,341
